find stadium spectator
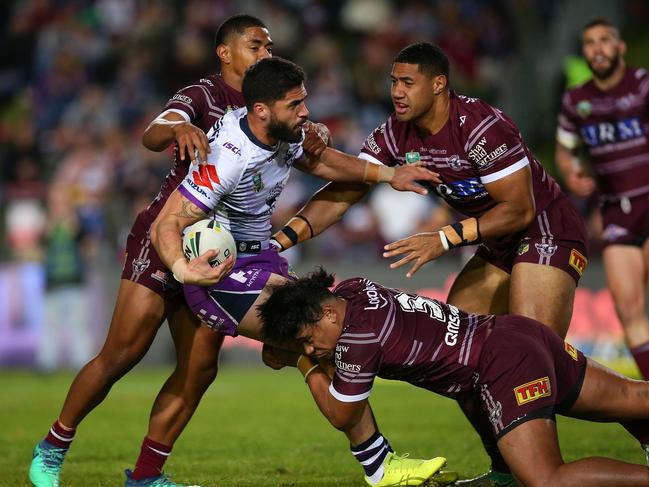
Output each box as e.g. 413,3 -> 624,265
260,268 -> 649,487
555,18 -> 649,380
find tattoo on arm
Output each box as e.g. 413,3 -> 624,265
173,198 -> 207,219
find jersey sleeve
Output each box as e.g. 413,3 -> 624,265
358,122 -> 397,167
466,110 -> 531,185
556,92 -> 581,150
329,335 -> 382,403
163,84 -> 211,123
178,128 -> 246,213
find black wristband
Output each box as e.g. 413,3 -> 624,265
282,226 -> 299,246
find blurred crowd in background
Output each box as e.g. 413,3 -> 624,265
1,0 -> 648,368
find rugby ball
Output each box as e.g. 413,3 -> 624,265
182,219 -> 236,267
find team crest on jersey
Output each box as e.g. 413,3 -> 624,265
252,172 -> 264,192
405,151 -> 421,164
132,258 -> 150,275
514,377 -> 551,406
517,242 -> 529,256
576,100 -> 592,118
535,243 -> 557,257
448,155 -> 462,171
564,342 -> 579,361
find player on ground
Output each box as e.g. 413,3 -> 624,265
260,268 -> 649,487
556,18 -> 649,380
29,15 -> 274,487
271,42 -> 589,486
150,57 -> 452,487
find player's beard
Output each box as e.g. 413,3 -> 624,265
268,113 -> 303,143
588,51 -> 621,81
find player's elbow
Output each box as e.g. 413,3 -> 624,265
511,197 -> 535,231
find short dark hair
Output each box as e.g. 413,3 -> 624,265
242,57 -> 306,110
259,267 -> 335,344
394,42 -> 450,80
583,17 -> 620,37
214,14 -> 266,49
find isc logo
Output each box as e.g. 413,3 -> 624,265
514,377 -> 551,406
580,117 -> 643,147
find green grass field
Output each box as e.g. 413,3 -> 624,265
1,365 -> 643,487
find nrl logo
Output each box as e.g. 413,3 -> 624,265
405,151 -> 421,164
517,242 -> 529,256
252,172 -> 264,192
576,100 -> 592,118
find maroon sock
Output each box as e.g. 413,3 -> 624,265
45,420 -> 76,450
630,342 -> 649,380
131,437 -> 172,480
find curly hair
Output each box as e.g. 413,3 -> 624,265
258,267 -> 335,344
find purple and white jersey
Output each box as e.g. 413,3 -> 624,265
145,75 -> 245,223
359,91 -> 562,217
557,66 -> 649,200
329,278 -> 494,403
178,108 -> 304,245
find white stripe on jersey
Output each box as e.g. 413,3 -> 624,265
479,156 -> 529,184
329,383 -> 372,403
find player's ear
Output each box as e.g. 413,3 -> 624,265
216,44 -> 231,65
619,40 -> 627,56
432,74 -> 447,95
252,102 -> 269,121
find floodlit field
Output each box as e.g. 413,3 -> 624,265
2,366 -> 643,486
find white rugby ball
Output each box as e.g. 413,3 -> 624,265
182,219 -> 237,267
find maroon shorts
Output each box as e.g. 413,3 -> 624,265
121,211 -> 183,301
474,315 -> 586,440
601,194 -> 649,248
475,194 -> 589,284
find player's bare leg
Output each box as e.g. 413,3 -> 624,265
603,244 -> 649,378
61,280 -> 167,426
446,256 -> 510,316
509,263 -> 576,339
497,418 -> 649,487
126,303 -> 224,482
30,280 -> 167,487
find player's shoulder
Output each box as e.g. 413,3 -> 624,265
630,66 -> 649,84
451,91 -> 515,142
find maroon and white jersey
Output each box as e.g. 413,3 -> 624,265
359,91 -> 562,217
557,66 -> 649,200
143,75 -> 245,223
329,278 -> 494,403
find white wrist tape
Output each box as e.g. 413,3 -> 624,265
438,230 -> 450,251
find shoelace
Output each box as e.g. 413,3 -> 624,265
387,453 -> 425,472
41,447 -> 66,474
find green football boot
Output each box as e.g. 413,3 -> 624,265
367,452 -> 449,486
124,469 -> 201,487
29,440 -> 66,487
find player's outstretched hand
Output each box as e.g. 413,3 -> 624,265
183,250 -> 234,286
383,232 -> 446,278
262,344 -> 301,370
172,121 -> 210,165
390,164 -> 442,195
302,120 -> 330,158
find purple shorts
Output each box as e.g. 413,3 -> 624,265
475,315 -> 586,440
183,249 -> 296,336
601,194 -> 649,248
475,194 -> 589,284
121,211 -> 182,301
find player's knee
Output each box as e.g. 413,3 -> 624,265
615,296 -> 646,326
95,343 -> 147,379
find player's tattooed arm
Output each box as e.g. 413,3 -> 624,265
173,197 -> 208,219
150,190 -> 227,286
